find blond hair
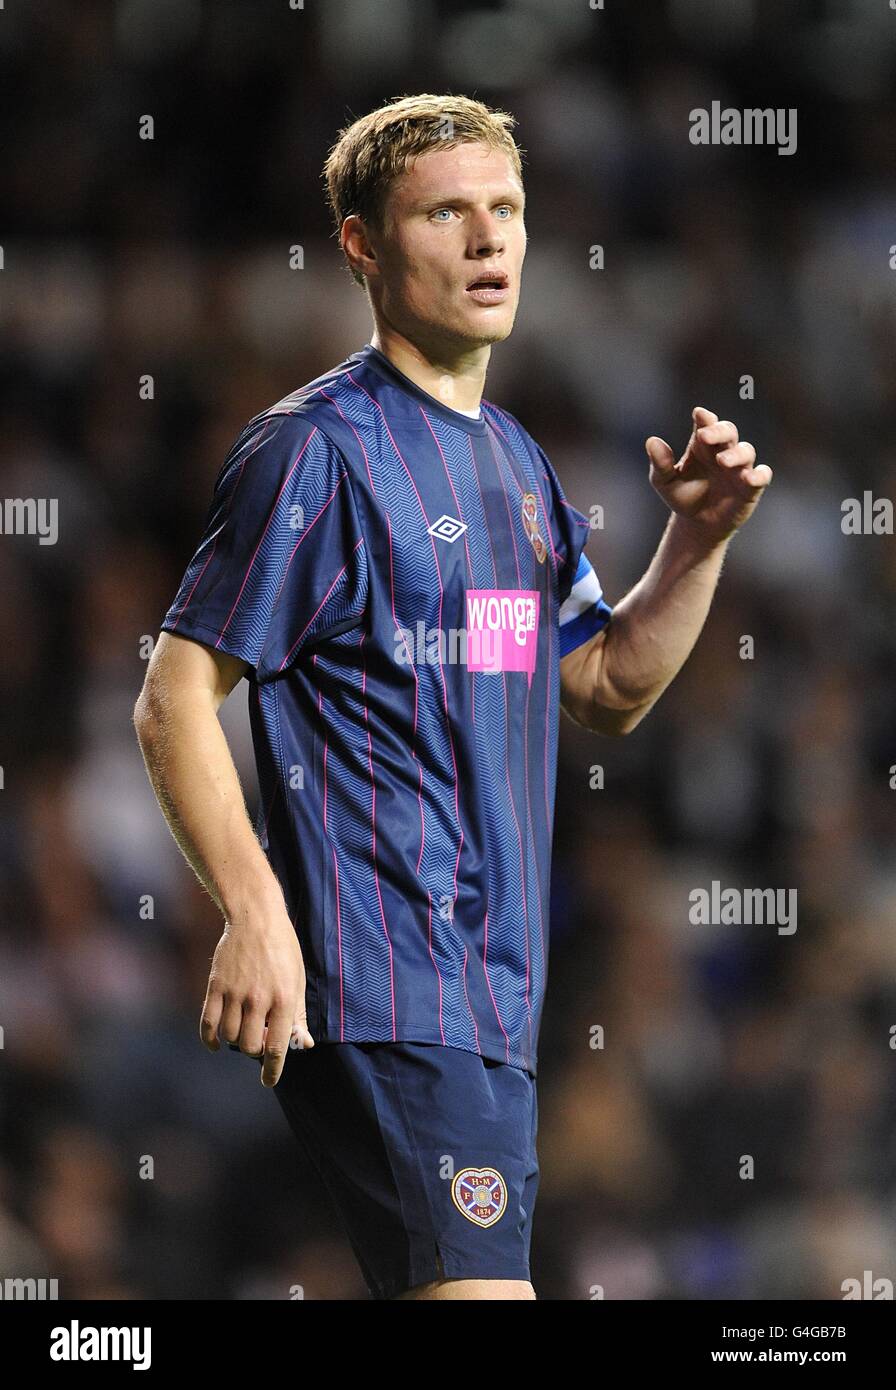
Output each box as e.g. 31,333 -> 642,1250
323,93 -> 525,286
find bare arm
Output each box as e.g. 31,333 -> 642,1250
561,406 -> 772,737
560,513 -> 728,735
133,630 -> 313,1086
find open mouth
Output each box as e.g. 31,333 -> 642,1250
465,271 -> 510,304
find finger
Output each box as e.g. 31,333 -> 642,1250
200,988 -> 224,1052
716,442 -> 756,470
697,420 -> 739,447
692,406 -> 718,427
645,436 -> 676,474
257,1013 -> 315,1056
260,1002 -> 294,1088
257,1021 -> 310,1052
292,993 -> 314,1051
291,1017 -> 315,1051
219,995 -> 244,1046
238,1003 -> 267,1059
742,463 -> 773,489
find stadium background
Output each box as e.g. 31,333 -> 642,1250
1,0 -> 894,1299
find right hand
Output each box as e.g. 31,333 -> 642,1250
200,917 -> 314,1087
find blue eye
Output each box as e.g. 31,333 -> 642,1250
495,206 -> 512,218
432,208 -> 453,221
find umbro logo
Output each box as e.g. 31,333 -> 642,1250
427,514 -> 468,543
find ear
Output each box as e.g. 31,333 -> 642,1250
342,214 -> 378,279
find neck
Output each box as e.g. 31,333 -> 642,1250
369,320 -> 489,414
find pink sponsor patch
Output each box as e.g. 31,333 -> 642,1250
465,589 -> 540,686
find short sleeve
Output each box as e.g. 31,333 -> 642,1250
534,443 -> 613,656
161,413 -> 368,682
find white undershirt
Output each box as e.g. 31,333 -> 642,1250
456,406 -> 482,419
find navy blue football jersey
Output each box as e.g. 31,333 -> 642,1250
161,343 -> 612,1075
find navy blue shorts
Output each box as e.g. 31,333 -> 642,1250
270,1039 -> 539,1299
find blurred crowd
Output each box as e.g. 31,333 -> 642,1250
0,1 -> 894,1299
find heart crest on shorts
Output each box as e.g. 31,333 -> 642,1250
451,1166 -> 507,1227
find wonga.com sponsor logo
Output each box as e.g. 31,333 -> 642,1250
466,589 -> 540,686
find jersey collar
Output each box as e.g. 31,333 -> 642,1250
354,343 -> 489,436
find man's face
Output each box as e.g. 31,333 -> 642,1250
366,141 -> 526,352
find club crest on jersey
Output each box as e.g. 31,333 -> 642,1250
521,493 -> 546,563
451,1166 -> 507,1227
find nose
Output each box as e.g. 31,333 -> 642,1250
468,207 -> 506,259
